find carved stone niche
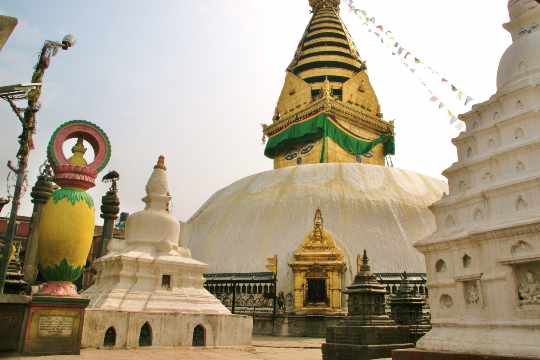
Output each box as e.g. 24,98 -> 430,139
515,262 -> 540,306
498,241 -> 540,308
455,273 -> 484,308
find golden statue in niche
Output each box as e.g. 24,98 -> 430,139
289,209 -> 347,314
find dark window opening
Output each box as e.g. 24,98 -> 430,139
161,274 -> 171,290
306,278 -> 327,304
139,322 -> 152,347
192,325 -> 206,347
332,88 -> 342,100
311,89 -> 321,100
103,327 -> 116,347
297,157 -> 303,165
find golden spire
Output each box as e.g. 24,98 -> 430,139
264,0 -> 394,169
312,208 -> 324,242
67,137 -> 88,166
309,0 -> 340,11
154,155 -> 167,170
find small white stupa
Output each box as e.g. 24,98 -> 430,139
397,1 -> 540,359
81,156 -> 252,348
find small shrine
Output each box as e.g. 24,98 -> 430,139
389,272 -> 431,342
81,156 -> 252,348
322,251 -> 414,360
289,209 -> 346,315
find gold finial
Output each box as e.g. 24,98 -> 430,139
322,77 -> 333,98
67,137 -> 88,166
309,0 -> 340,11
312,208 -> 324,241
154,155 -> 167,170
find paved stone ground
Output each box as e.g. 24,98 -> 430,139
8,337 -> 325,360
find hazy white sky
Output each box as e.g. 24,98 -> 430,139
0,0 -> 510,222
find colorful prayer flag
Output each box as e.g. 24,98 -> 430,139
430,96 -> 439,102
465,96 -> 474,106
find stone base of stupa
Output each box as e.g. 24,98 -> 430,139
81,253 -> 253,348
393,349 -> 539,360
81,309 -> 251,348
392,323 -> 540,360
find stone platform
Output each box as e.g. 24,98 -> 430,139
253,314 -> 345,337
393,349 -> 539,360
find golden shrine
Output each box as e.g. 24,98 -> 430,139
263,0 -> 394,169
289,209 -> 346,315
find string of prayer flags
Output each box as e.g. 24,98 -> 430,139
346,0 -> 472,130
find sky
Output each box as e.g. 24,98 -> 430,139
0,0 -> 511,223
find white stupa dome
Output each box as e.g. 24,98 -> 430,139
497,0 -> 540,92
182,163 -> 447,293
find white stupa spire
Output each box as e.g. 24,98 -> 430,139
143,155 -> 171,212
497,0 -> 540,93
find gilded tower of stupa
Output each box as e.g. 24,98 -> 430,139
264,0 -> 394,168
184,0 -> 446,333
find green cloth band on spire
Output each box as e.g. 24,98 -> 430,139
264,113 -> 395,160
51,188 -> 94,209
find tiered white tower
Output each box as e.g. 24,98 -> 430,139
414,1 -> 540,358
81,156 -> 252,348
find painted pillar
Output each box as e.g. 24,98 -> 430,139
99,183 -> 120,258
23,170 -> 55,283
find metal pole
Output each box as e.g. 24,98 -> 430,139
0,38 -> 73,294
232,281 -> 236,314
273,274 -> 277,316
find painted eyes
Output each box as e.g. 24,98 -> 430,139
284,143 -> 315,161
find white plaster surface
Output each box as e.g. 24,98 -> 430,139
416,2 -> 540,357
182,163 -> 447,296
82,159 -> 252,348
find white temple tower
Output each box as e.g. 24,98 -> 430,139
81,156 -> 252,348
397,1 -> 540,358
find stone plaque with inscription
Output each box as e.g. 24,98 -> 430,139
22,296 -> 89,355
38,315 -> 74,337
